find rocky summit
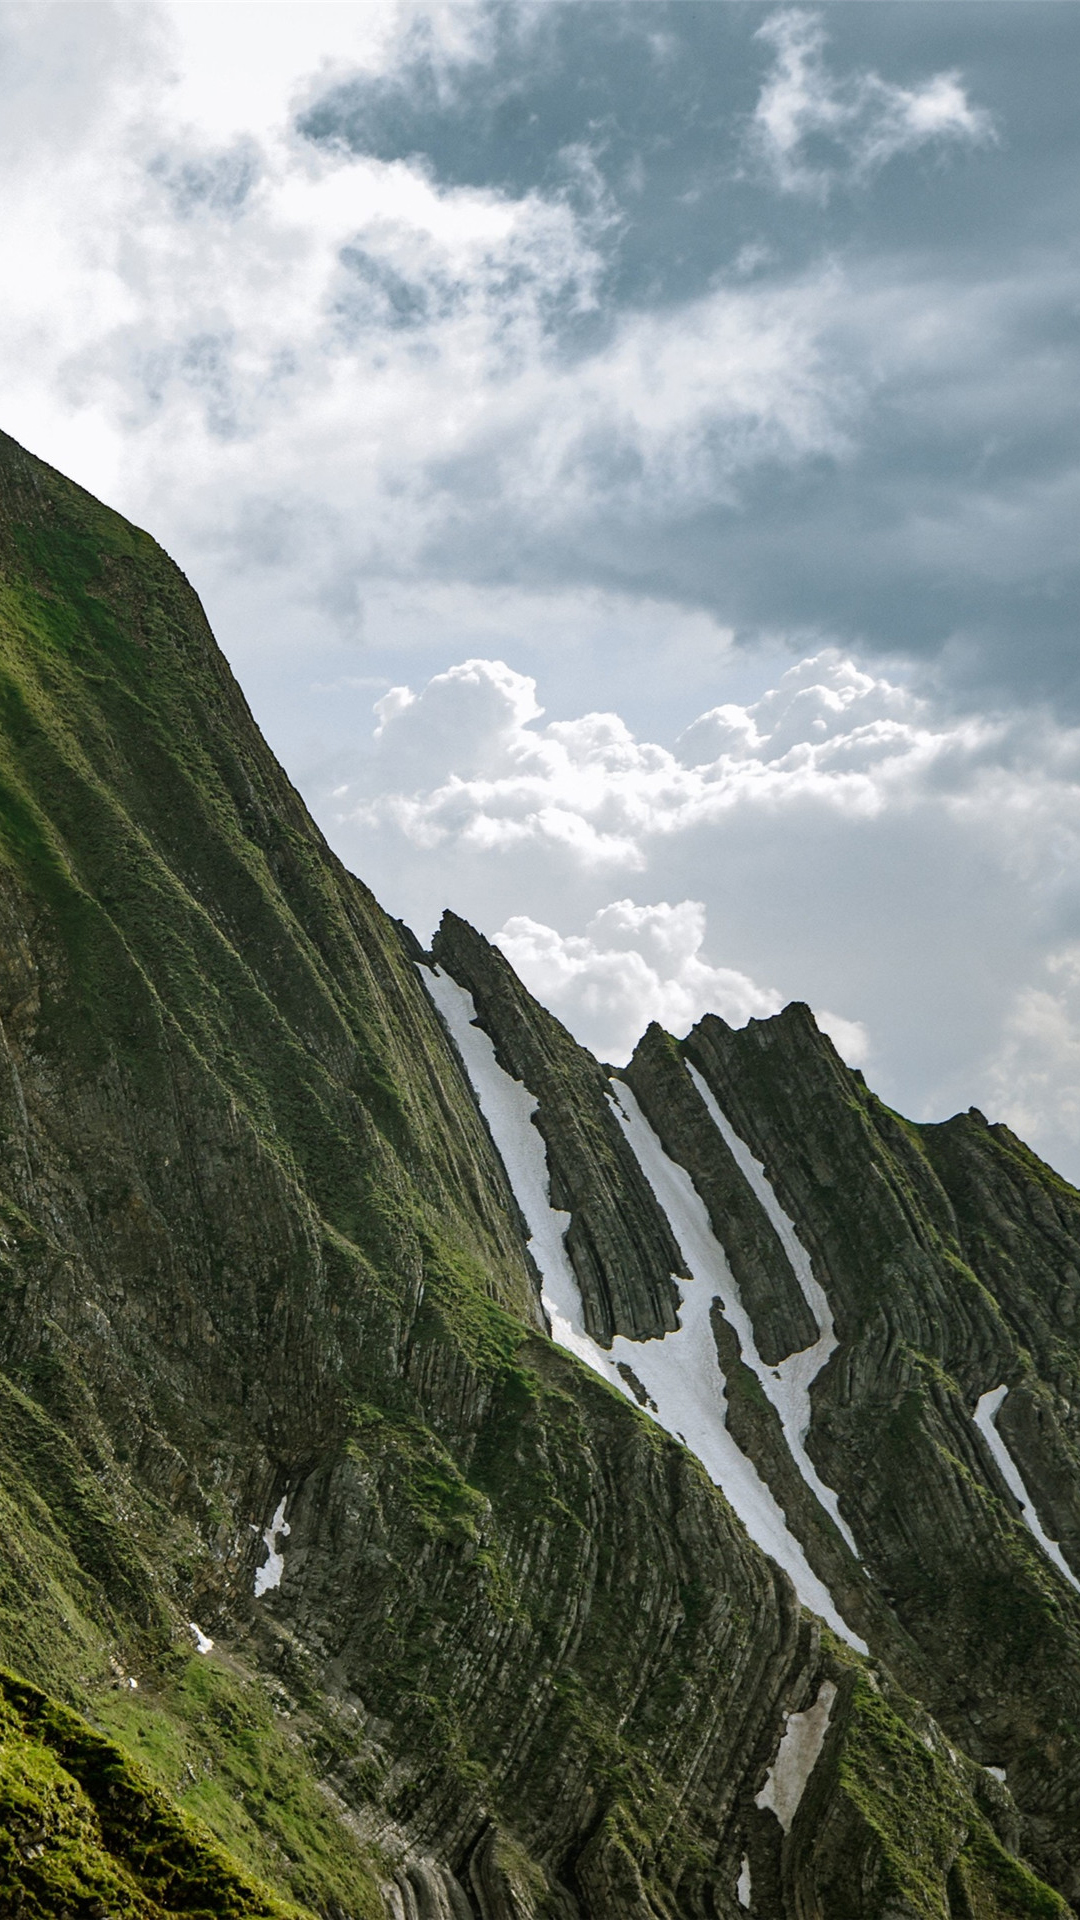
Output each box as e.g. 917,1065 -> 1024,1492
0,429 -> 1077,1919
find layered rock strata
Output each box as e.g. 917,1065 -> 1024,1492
430,914 -> 684,1343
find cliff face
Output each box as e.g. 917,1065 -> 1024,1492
0,430 -> 1076,1920
430,913 -> 685,1343
680,1011 -> 1080,1899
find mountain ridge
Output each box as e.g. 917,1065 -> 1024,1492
0,428 -> 1075,1917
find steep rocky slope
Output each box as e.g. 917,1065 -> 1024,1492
0,428 -> 1075,1918
681,1008 -> 1080,1898
429,926 -> 1080,1910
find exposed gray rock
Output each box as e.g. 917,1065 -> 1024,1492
430,912 -> 684,1343
624,1020 -> 818,1363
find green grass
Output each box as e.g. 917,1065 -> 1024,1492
835,1669 -> 1067,1920
0,1666 -> 311,1919
93,1658 -> 386,1920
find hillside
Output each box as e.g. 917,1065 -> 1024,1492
0,429 -> 1077,1917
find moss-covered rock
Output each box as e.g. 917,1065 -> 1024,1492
0,1667 -> 311,1918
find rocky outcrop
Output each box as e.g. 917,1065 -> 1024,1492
682,1004 -> 1080,1904
430,913 -> 684,1343
625,1020 -> 817,1362
920,1109 -> 1080,1569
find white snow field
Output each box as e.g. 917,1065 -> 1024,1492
755,1679 -> 838,1833
973,1386 -> 1080,1595
424,966 -> 866,1651
686,1064 -> 859,1555
737,1855 -> 752,1909
253,1495 -> 290,1598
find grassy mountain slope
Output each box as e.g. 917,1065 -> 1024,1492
0,432 -> 795,1913
0,429 -> 1068,1917
0,1666 -> 311,1919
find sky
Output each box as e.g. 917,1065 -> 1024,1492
2,2 -> 1080,1179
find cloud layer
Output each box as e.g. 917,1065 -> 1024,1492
0,2 -> 1074,723
325,649 -> 1080,1180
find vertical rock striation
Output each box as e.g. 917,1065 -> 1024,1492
429,914 -> 684,1344
682,1004 -> 1080,1903
624,1020 -> 818,1363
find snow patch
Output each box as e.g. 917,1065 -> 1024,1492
973,1386 -> 1080,1595
188,1622 -> 214,1654
686,1063 -> 858,1554
425,965 -> 865,1650
424,965 -> 602,1379
755,1679 -> 837,1834
986,1765 -> 1006,1783
253,1496 -> 290,1598
606,1079 -> 865,1649
737,1854 -> 752,1909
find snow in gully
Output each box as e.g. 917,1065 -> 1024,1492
424,965 -> 866,1651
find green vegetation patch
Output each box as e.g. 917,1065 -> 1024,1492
419,1230 -> 537,1376
837,1671 -> 1066,1920
93,1657 -> 386,1920
10,509 -> 150,674
0,1666 -> 309,1918
0,1364 -> 175,1702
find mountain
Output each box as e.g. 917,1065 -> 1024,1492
0,428 -> 1077,1918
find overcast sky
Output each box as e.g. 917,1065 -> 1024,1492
3,1 -> 1080,1178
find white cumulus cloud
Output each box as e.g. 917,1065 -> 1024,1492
493,900 -> 784,1066
350,649 -> 1002,863
751,9 -> 994,199
322,648 -> 1080,1183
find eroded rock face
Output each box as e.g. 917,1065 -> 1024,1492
625,1021 -> 817,1364
0,428 -> 1074,1920
0,432 -> 820,1918
428,953 -> 1080,1908
430,913 -> 684,1344
682,1005 -> 1080,1904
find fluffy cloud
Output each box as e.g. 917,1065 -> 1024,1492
491,900 -> 869,1069
350,650 -> 1003,862
493,900 -> 783,1066
0,3 -> 844,540
0,0 -> 1030,690
0,0 -> 1071,744
325,650 -> 1080,1181
750,9 -> 994,199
